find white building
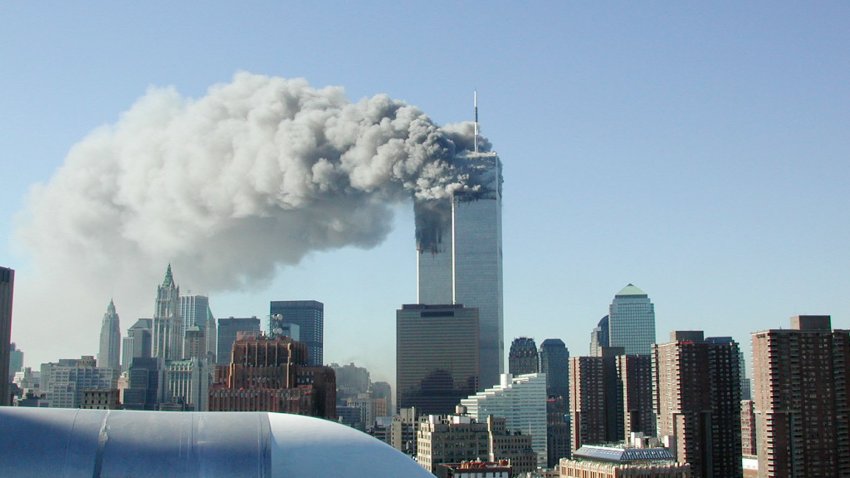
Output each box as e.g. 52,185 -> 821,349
40,356 -> 119,408
163,358 -> 210,411
461,373 -> 548,467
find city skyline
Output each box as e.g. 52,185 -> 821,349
2,4 -> 850,385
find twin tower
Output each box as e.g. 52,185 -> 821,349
414,146 -> 504,390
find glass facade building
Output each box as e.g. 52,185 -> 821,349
415,151 -> 503,390
608,284 -> 655,356
216,317 -> 261,365
396,304 -> 479,415
269,300 -> 324,366
539,338 -> 569,400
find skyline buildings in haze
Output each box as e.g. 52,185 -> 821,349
152,265 -> 182,361
97,299 -> 120,370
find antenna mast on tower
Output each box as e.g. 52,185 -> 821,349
473,90 -> 479,154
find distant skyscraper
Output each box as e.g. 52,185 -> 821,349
152,265 -> 182,361
8,343 -> 23,382
216,317 -> 261,365
122,318 -> 152,372
97,299 -> 121,370
415,136 -> 504,390
269,300 -> 324,365
752,316 -> 850,478
589,316 -> 608,356
1,266 -> 13,406
396,304 -> 479,415
539,338 -> 569,400
653,331 -> 742,478
509,337 -> 539,375
179,295 -> 214,360
608,284 -> 655,356
123,357 -> 162,410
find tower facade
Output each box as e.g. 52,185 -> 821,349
608,284 -> 655,356
152,265 -> 182,361
396,304 -> 479,415
509,337 -> 539,375
269,300 -> 324,366
0,266 -> 13,406
216,317 -> 261,365
751,315 -> 850,478
653,331 -> 742,478
97,299 -> 121,370
539,338 -> 569,400
415,149 -> 503,389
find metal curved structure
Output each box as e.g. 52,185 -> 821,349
0,408 -> 431,477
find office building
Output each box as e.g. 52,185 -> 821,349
216,316 -> 261,365
617,354 -> 655,441
653,331 -> 742,478
179,294 -> 216,362
123,357 -> 162,410
589,316 -> 608,357
751,315 -> 850,478
396,304 -> 480,415
97,299 -> 121,370
152,265 -> 182,361
269,300 -> 324,365
460,373 -> 548,467
1,266 -> 13,406
122,318 -> 152,372
9,342 -> 23,381
391,407 -> 419,456
436,461 -> 511,478
540,338 -> 569,400
547,395 -> 571,468
209,334 -> 336,418
569,356 -> 607,452
608,284 -> 655,356
559,441 -> 691,478
81,389 -> 120,410
182,325 -> 206,360
40,356 -> 119,408
163,357 -> 209,411
415,133 -> 504,390
509,337 -> 539,375
417,414 -> 535,475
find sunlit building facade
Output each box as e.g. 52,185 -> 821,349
608,284 -> 655,356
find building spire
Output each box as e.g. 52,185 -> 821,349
107,298 -> 116,314
163,264 -> 174,287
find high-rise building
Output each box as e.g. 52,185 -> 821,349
396,304 -> 479,415
740,399 -> 757,458
616,354 -> 655,441
589,316 -> 608,357
209,334 -> 336,418
539,338 -> 569,400
97,299 -> 121,370
460,373 -> 548,467
122,318 -> 152,372
751,315 -> 850,478
508,337 -> 539,375
1,266 -> 14,406
179,294 -> 215,361
152,265 -> 182,361
546,396 -> 571,468
40,356 -> 120,408
415,138 -> 503,390
123,357 -> 162,410
162,357 -> 209,411
216,316 -> 261,365
182,325 -> 206,360
608,284 -> 655,356
653,331 -> 742,478
569,356 -> 607,452
269,300 -> 324,366
8,342 -> 23,381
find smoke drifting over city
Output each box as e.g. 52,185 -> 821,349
18,73 -> 491,291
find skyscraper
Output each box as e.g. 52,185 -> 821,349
539,338 -> 569,400
415,119 -> 503,389
396,304 -> 479,415
608,284 -> 655,356
152,265 -> 182,361
122,318 -> 152,372
751,315 -> 850,478
8,343 -> 23,381
0,266 -> 13,406
653,331 -> 742,478
589,316 -> 608,357
179,295 -> 215,360
216,317 -> 261,365
509,337 -> 539,375
269,300 -> 324,366
97,299 -> 121,370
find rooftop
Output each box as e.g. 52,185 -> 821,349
573,445 -> 675,463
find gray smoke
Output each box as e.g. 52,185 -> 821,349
18,73 -> 491,290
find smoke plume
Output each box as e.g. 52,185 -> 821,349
18,73 -> 491,291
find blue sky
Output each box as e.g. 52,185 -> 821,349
2,2 -> 849,384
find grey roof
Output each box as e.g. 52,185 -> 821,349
574,445 -> 675,463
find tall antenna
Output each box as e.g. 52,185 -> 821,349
473,90 -> 479,153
